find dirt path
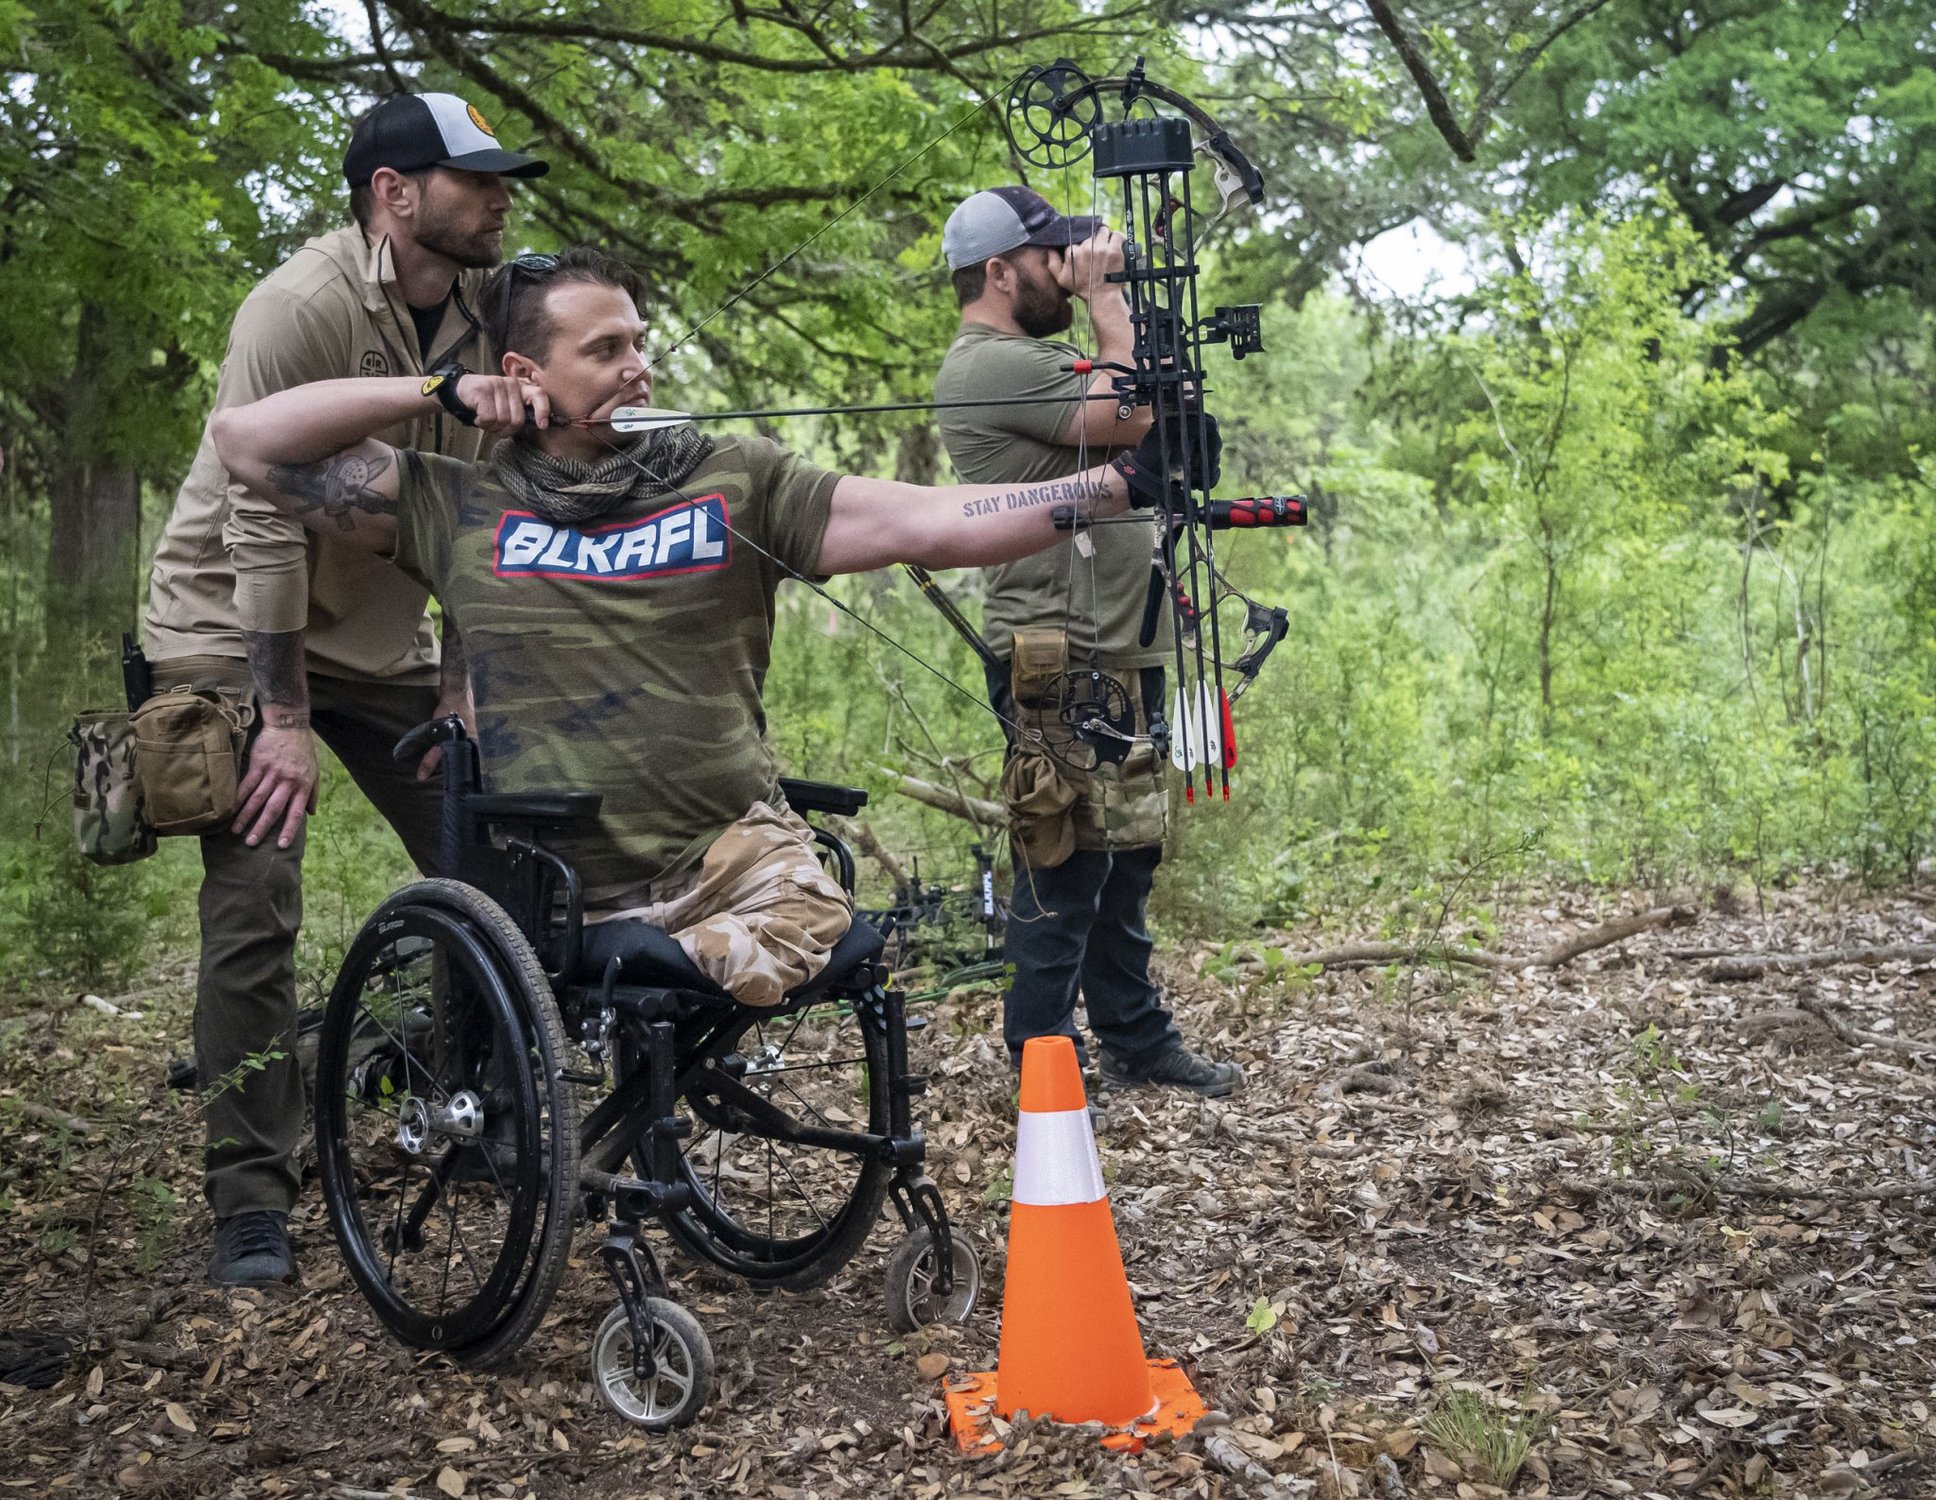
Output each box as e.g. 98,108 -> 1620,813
1,887 -> 1931,1498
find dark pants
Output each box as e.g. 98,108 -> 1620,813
987,661 -> 1182,1069
152,658 -> 445,1219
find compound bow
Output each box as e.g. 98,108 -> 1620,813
1002,57 -> 1306,801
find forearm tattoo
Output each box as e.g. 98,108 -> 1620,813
244,629 -> 310,722
437,617 -> 471,701
960,477 -> 1108,519
266,450 -> 397,532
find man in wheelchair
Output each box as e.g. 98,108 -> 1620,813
212,245 -> 1207,1007
208,246 -> 1217,1424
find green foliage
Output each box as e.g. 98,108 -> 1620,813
1,10 -> 1933,989
1423,1384 -> 1547,1488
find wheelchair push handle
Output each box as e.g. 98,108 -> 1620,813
393,714 -> 471,766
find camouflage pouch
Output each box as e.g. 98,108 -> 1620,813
1073,670 -> 1169,852
69,710 -> 158,866
1009,627 -> 1066,707
1001,745 -> 1080,871
129,685 -> 254,837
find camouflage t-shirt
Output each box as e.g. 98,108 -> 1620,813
934,322 -> 1171,667
393,436 -> 839,901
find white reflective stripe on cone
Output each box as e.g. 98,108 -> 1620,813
1012,1107 -> 1106,1207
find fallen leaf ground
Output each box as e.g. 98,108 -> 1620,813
1,885 -> 1931,1499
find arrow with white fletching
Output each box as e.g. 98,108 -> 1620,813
605,406 -> 698,433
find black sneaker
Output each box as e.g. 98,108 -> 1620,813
1099,1044 -> 1245,1098
209,1210 -> 295,1287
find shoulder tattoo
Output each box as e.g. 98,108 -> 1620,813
266,451 -> 397,531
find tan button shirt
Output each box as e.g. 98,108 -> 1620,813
143,225 -> 495,683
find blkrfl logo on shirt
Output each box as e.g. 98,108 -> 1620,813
493,495 -> 732,580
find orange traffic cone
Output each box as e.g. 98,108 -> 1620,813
944,1036 -> 1206,1454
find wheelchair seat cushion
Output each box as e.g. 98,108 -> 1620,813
580,915 -> 887,1003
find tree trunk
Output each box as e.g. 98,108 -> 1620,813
47,460 -> 138,646
45,304 -> 140,650
895,423 -> 939,486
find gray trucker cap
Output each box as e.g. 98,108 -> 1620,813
941,186 -> 1102,270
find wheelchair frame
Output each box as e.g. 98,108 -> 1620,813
314,716 -> 977,1428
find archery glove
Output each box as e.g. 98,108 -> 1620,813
1111,411 -> 1222,510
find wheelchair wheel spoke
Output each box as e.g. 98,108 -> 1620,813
636,985 -> 892,1286
318,887 -> 578,1360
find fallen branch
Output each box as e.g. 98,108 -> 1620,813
1796,996 -> 1934,1059
1561,1170 -> 1933,1206
6,1101 -> 100,1135
1277,905 -> 1697,973
1320,1061 -> 1401,1099
1701,942 -> 1936,981
883,770 -> 1003,831
835,817 -> 912,896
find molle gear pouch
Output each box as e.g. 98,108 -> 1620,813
69,710 -> 158,865
1009,627 -> 1067,707
129,685 -> 255,837
1001,746 -> 1079,872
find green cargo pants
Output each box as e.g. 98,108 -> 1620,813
151,656 -> 445,1220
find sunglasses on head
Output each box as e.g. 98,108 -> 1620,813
493,252 -> 562,349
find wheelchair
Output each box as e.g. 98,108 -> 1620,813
312,716 -> 981,1428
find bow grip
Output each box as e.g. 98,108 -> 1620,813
1207,496 -> 1308,529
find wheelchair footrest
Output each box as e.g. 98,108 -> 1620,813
584,1169 -> 690,1220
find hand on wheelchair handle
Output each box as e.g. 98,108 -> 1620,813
415,695 -> 478,781
392,712 -> 471,769
1109,410 -> 1222,509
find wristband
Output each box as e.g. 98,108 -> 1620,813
420,365 -> 476,427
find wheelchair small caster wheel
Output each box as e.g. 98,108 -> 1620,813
884,1228 -> 981,1333
591,1298 -> 714,1430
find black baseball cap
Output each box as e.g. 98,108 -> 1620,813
942,186 -> 1102,270
344,92 -> 550,186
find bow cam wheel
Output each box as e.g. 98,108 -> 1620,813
1005,62 -> 1100,170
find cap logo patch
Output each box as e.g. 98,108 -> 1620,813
467,104 -> 497,137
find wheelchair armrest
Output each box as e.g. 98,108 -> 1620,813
778,777 -> 868,818
470,791 -> 603,825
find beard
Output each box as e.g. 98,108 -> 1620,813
1012,266 -> 1074,339
414,204 -> 504,270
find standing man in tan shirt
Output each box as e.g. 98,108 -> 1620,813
934,187 -> 1242,1099
142,92 -> 548,1286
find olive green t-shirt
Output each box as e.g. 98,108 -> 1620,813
393,436 -> 839,900
934,322 -> 1171,667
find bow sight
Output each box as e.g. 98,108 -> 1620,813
1004,58 -> 1298,801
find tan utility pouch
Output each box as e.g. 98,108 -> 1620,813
130,685 -> 255,836
1009,627 -> 1066,707
1001,746 -> 1079,871
69,709 -> 158,865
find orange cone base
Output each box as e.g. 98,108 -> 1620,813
944,1360 -> 1208,1457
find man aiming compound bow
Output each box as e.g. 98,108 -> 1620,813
210,247 -> 1216,1002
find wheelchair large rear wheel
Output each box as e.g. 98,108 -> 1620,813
316,880 -> 580,1365
641,995 -> 892,1289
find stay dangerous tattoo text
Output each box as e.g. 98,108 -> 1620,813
961,477 -> 1108,519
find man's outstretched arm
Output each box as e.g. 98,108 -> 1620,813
816,464 -> 1132,576
816,414 -> 1216,576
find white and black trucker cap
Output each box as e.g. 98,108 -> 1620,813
344,93 -> 550,186
942,186 -> 1102,270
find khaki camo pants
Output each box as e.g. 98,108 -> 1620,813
592,800 -> 852,1007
